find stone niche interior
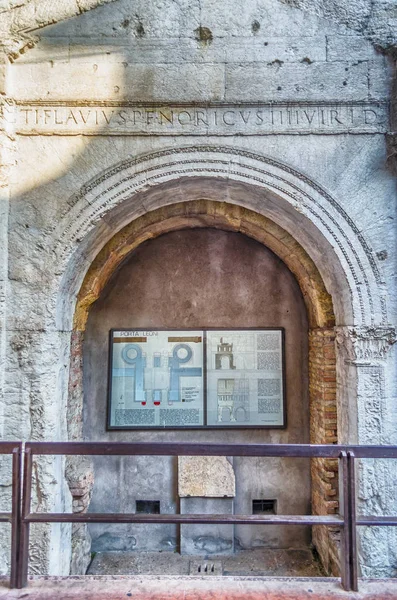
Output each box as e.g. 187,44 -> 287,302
83,227 -> 312,556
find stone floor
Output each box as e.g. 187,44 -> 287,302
2,576 -> 397,600
2,549 -> 397,599
87,548 -> 325,577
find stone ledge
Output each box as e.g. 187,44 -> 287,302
1,576 -> 397,599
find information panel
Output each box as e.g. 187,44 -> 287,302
108,329 -> 285,429
109,330 -> 204,428
206,330 -> 284,427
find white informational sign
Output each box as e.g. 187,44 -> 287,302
108,329 -> 285,429
206,330 -> 284,427
109,330 -> 204,428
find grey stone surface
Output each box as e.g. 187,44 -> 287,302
225,62 -> 371,102
88,551 -> 190,575
279,0 -> 397,51
9,62 -> 227,102
87,548 -> 324,577
180,497 -> 234,556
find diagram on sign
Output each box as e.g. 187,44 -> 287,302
109,330 -> 204,428
206,331 -> 284,427
108,329 -> 285,429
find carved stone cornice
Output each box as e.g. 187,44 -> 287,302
335,326 -> 397,363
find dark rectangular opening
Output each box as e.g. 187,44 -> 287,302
136,500 -> 160,514
252,499 -> 277,514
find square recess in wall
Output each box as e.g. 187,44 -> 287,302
136,500 -> 160,514
252,499 -> 277,515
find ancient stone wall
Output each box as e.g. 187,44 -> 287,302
0,0 -> 396,579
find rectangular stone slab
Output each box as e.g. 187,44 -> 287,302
178,456 -> 235,498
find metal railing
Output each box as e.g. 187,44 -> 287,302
0,442 -> 22,589
2,442 -> 397,591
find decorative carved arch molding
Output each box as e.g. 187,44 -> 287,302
52,145 -> 388,332
52,146 -> 394,576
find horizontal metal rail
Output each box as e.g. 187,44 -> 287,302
24,513 -> 344,525
0,512 -> 13,522
24,441 -> 397,458
0,442 -> 22,589
356,516 -> 397,526
0,441 -> 394,593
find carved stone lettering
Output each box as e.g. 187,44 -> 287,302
4,102 -> 389,136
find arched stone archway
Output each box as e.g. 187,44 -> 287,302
30,146 -> 394,577
66,198 -> 341,572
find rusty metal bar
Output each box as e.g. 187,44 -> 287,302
0,442 -> 23,453
14,441 -> 397,593
340,447 -> 397,459
10,446 -> 22,589
25,441 -> 344,457
357,516 -> 397,525
17,448 -> 32,589
339,451 -> 351,591
347,451 -> 358,592
24,441 -> 397,459
0,443 -> 22,589
24,512 -> 344,525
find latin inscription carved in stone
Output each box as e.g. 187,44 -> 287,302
1,102 -> 389,135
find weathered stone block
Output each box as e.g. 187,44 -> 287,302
221,35 -> 327,64
66,35 -> 326,66
326,35 -> 375,62
178,457 -> 235,498
369,57 -> 394,99
42,0 -> 201,39
225,62 -> 369,102
10,62 -> 226,102
197,0 -> 327,37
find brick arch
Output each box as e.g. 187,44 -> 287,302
74,200 -> 334,331
68,199 -> 339,575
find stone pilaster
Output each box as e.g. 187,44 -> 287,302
335,325 -> 397,577
66,330 -> 95,574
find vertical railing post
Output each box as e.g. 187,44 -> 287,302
17,447 -> 32,589
347,451 -> 358,591
339,451 -> 352,591
10,446 -> 22,589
